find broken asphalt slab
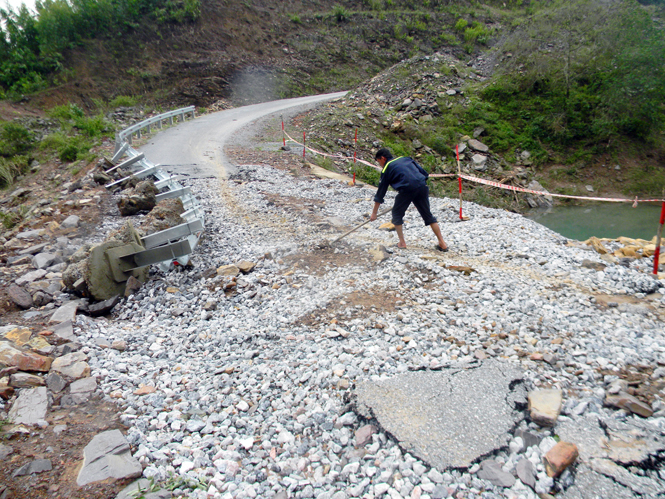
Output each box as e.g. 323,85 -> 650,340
353,359 -> 525,470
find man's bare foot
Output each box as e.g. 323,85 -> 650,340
397,243 -> 407,249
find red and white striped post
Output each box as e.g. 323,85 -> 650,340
281,115 -> 286,148
456,144 -> 463,220
653,198 -> 665,275
353,128 -> 358,185
303,132 -> 306,159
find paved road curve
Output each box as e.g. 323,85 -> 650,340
139,92 -> 347,179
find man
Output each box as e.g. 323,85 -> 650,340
370,147 -> 448,251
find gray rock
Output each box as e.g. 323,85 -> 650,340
77,430 -> 142,486
61,215 -> 80,229
70,376 -> 97,394
12,459 -> 52,477
49,301 -> 79,324
354,360 -> 525,470
477,459 -> 515,488
51,320 -> 75,343
7,285 -> 32,309
468,139 -> 489,153
8,386 -> 48,425
0,444 -> 13,459
516,458 -> 536,488
88,295 -> 121,317
33,252 -> 56,269
525,181 -> 554,209
46,372 -> 68,393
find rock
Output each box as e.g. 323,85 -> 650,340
354,359 -> 525,469
605,391 -> 653,418
379,222 -> 395,231
237,261 -> 256,274
0,377 -> 14,399
544,441 -> 579,477
117,181 -> 158,216
124,275 -> 142,297
88,295 -> 121,316
0,444 -> 13,459
27,335 -> 55,356
12,459 -> 52,477
70,376 -> 97,394
8,386 -> 48,425
585,185 -> 594,192
33,252 -> 56,269
471,154 -> 487,171
585,236 -> 609,255
355,424 -> 376,447
61,215 -> 80,229
0,342 -> 53,372
50,351 -> 90,381
9,372 -> 45,388
4,327 -> 32,346
112,340 -> 127,351
7,285 -> 33,309
15,269 -> 47,285
468,139 -> 489,153
49,301 -> 79,324
50,320 -> 75,343
77,429 -> 142,486
217,264 -> 240,277
516,457 -> 536,488
477,459 -> 515,488
528,389 -> 562,426
46,372 -> 68,393
134,385 -> 156,395
525,181 -> 554,209
581,259 -> 606,271
369,245 -> 390,262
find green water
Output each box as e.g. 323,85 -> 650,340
526,203 -> 664,241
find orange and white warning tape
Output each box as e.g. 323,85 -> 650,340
283,130 -> 665,204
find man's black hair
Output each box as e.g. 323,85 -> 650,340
375,147 -> 393,161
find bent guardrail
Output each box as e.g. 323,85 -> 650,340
108,106 -> 204,274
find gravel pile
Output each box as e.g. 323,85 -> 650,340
73,164 -> 665,498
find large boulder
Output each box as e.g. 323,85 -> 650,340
117,180 -> 159,216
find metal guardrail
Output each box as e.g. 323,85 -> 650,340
114,106 -> 196,150
109,106 -> 204,272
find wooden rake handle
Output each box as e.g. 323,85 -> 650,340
331,208 -> 392,244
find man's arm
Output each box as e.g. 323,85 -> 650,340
370,201 -> 382,221
373,172 -> 390,206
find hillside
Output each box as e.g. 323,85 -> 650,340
0,0 -> 664,214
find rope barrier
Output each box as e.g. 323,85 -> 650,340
282,130 -> 665,205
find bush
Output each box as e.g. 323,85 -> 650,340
59,144 -> 79,162
109,95 -> 139,108
332,5 -> 349,23
454,18 -> 468,31
0,123 -> 33,156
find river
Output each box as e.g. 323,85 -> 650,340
526,203 -> 664,241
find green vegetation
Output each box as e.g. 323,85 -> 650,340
0,0 -> 200,97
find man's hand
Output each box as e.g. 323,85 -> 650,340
370,201 -> 381,222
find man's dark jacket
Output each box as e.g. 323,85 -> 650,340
373,156 -> 429,204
